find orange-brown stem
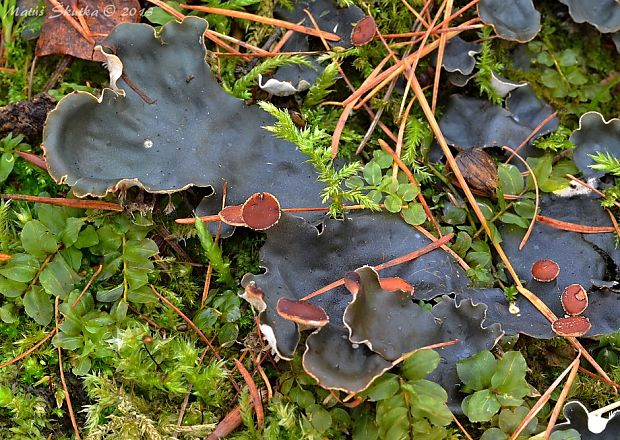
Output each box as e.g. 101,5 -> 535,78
0,193 -> 123,212
180,5 -> 341,41
301,233 -> 454,301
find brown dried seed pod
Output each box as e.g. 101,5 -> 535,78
351,16 -> 376,46
561,284 -> 588,316
531,259 -> 560,282
454,148 -> 499,196
552,316 -> 591,337
241,192 -> 281,230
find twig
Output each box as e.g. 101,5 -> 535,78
206,406 -> 242,440
506,111 -> 558,163
413,224 -> 469,270
536,215 -> 615,233
0,194 -> 123,211
180,5 -> 341,42
55,297 -> 81,440
508,354 -> 581,440
543,352 -> 581,439
72,265 -> 103,308
431,0 -> 453,113
16,151 -> 47,171
234,359 -> 264,429
452,413 -> 474,440
46,0 -> 95,45
300,233 -> 454,301
566,174 -> 620,210
501,146 -> 539,250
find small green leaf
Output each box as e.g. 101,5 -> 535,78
443,205 -> 467,225
404,379 -> 451,426
462,390 -> 501,422
23,286 -> 53,325
477,201 -> 494,220
480,427 -> 508,440
21,220 -> 58,258
306,404 -> 332,433
401,203 -> 426,225
491,351 -> 529,398
0,153 -> 15,183
513,200 -> 536,219
58,218 -> 85,247
498,406 -> 536,435
0,276 -> 28,298
401,349 -> 440,381
373,150 -> 394,169
345,176 -> 365,189
0,253 -> 39,282
0,304 -> 17,323
550,429 -> 581,440
364,373 -> 400,401
352,408 -> 379,440
451,231 -> 472,257
377,396 -> 409,440
363,161 -> 382,186
96,285 -> 124,302
498,164 -> 524,195
289,386 -> 315,408
218,322 -> 238,346
396,183 -> 420,202
499,212 -> 529,228
74,225 -> 99,249
384,194 -> 403,213
457,350 -> 497,391
39,254 -> 81,299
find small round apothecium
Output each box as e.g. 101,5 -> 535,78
276,298 -> 329,329
241,192 -> 281,230
531,259 -> 560,282
552,316 -> 591,337
561,284 -> 588,316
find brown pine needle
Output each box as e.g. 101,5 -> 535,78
145,0 -> 185,20
413,224 -> 470,270
47,0 -> 95,45
431,0 -> 453,113
300,232 -> 454,301
55,297 -> 81,440
566,174 -> 620,210
16,151 -> 47,171
180,5 -> 341,42
508,354 -> 581,440
536,215 -> 615,233
382,24 -> 483,38
544,352 -> 581,439
0,193 -> 123,211
506,111 -> 558,163
501,146 -> 539,250
206,406 -> 243,440
452,413 -> 475,440
234,360 -> 265,429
